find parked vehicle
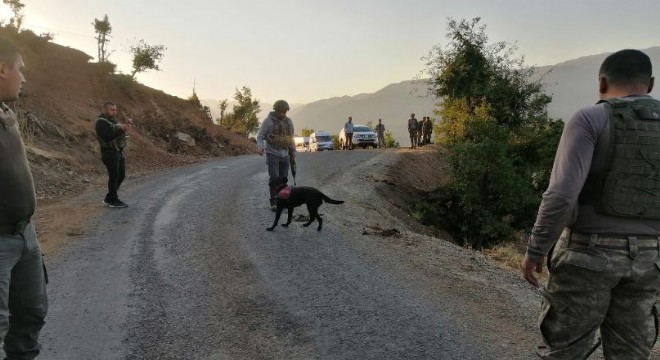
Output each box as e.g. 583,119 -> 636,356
294,136 -> 310,152
309,131 -> 334,151
338,125 -> 377,150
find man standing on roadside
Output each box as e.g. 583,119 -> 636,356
96,101 -> 131,208
343,116 -> 354,150
375,118 -> 386,148
0,37 -> 48,360
521,49 -> 660,359
257,100 -> 296,210
407,113 -> 418,149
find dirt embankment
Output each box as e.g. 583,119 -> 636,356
3,28 -> 256,203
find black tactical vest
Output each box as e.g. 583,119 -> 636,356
579,98 -> 660,219
96,117 -> 128,151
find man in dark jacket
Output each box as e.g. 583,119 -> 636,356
95,101 -> 131,208
0,37 -> 48,360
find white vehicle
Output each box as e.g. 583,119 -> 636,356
294,136 -> 310,152
338,125 -> 377,150
309,131 -> 334,151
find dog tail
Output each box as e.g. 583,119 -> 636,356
322,193 -> 344,205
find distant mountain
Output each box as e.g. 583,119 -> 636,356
204,46 -> 660,143
535,46 -> 660,121
287,81 -> 436,144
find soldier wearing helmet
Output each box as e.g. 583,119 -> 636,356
257,100 -> 296,210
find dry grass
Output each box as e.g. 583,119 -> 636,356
482,241 -> 549,284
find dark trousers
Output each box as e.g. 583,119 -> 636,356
266,153 -> 290,205
101,149 -> 126,202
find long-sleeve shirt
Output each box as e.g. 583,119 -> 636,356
527,95 -> 660,262
344,122 -> 353,133
256,112 -> 296,157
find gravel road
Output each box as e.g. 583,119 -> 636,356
38,150 -> 545,359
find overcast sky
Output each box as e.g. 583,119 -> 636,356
12,0 -> 660,105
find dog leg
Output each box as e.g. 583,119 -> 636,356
303,205 -> 315,228
316,211 -> 323,231
267,206 -> 283,231
282,206 -> 293,227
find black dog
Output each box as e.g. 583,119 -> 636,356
266,177 -> 344,231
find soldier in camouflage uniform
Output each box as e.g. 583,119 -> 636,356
521,49 -> 660,359
407,113 -> 418,149
257,100 -> 296,210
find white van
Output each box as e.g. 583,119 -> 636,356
309,131 -> 334,151
294,137 -> 310,152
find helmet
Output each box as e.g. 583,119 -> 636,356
273,100 -> 290,112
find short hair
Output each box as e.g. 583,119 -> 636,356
599,49 -> 652,87
0,38 -> 21,65
103,101 -> 116,109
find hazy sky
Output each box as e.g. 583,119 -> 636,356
12,0 -> 660,105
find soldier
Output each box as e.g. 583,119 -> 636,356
521,49 -> 660,359
423,116 -> 433,145
407,113 -> 418,149
96,101 -> 132,208
416,117 -> 424,146
375,118 -> 386,148
257,100 -> 296,210
0,37 -> 48,359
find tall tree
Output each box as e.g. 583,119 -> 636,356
129,40 -> 166,79
92,14 -> 113,62
3,0 -> 24,30
218,87 -> 261,138
421,17 -> 562,248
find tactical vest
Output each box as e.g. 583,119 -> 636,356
579,97 -> 660,219
96,117 -> 128,151
267,117 -> 293,150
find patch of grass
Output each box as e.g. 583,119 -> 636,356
483,241 -> 548,283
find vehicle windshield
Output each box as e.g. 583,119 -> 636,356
316,136 -> 332,142
353,126 -> 372,132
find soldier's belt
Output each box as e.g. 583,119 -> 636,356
570,232 -> 659,250
0,216 -> 31,236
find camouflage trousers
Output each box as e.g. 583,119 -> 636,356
538,229 -> 660,359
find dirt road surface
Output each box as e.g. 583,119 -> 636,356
36,149 -> 546,359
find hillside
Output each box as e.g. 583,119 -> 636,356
3,29 -> 256,200
535,46 -> 660,121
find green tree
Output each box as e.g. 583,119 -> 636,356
384,130 -> 399,148
331,135 -> 341,150
421,17 -> 562,248
3,0 -> 24,31
218,87 -> 261,138
129,39 -> 166,79
300,128 -> 314,137
92,14 -> 113,62
366,120 -> 374,130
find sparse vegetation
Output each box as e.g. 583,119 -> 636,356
129,39 -> 166,79
418,17 -> 563,249
217,86 -> 261,138
92,14 -> 113,62
384,130 -> 399,148
300,128 -> 314,137
2,0 -> 24,31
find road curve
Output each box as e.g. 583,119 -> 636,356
39,150 -> 536,359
